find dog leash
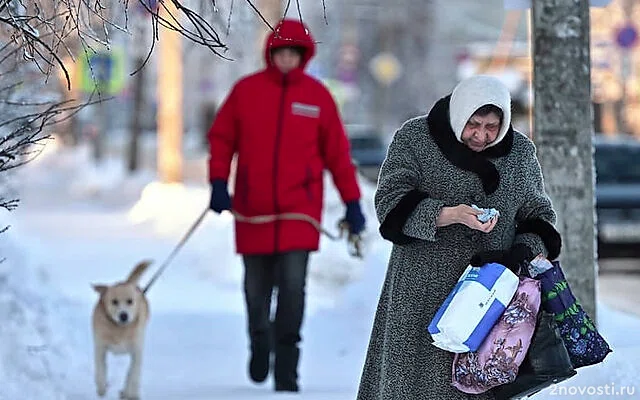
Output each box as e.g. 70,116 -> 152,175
231,210 -> 363,259
143,207 -> 364,293
142,207 -> 209,294
231,211 -> 338,239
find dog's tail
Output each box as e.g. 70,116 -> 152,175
127,260 -> 152,284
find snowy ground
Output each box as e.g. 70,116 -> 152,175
2,137 -> 640,399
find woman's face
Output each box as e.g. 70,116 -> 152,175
272,48 -> 302,74
461,112 -> 501,152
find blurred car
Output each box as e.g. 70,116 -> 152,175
594,134 -> 640,258
346,124 -> 388,182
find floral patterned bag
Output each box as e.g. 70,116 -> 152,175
452,277 -> 541,394
538,260 -> 612,368
491,310 -> 576,400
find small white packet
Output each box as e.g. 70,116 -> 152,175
527,254 -> 554,277
471,204 -> 500,223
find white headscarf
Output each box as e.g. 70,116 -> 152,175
449,75 -> 512,148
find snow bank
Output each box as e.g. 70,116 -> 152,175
0,220 -> 81,400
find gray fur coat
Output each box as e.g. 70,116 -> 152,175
356,96 -> 561,400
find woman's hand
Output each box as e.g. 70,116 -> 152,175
436,204 -> 499,233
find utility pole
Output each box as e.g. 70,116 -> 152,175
157,0 -> 183,183
531,0 -> 597,320
127,5 -> 150,173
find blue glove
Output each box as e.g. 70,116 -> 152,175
343,201 -> 366,235
209,179 -> 231,214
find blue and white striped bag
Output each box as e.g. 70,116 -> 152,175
427,263 -> 519,353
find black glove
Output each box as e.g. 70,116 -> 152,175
209,179 -> 231,214
470,243 -> 534,273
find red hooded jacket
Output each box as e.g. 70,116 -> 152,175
208,19 -> 361,255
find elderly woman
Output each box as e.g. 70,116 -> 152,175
357,75 -> 562,400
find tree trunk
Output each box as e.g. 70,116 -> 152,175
128,56 -> 146,173
93,99 -> 107,163
531,0 -> 597,321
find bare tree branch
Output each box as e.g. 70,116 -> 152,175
0,198 -> 18,210
0,0 -> 330,84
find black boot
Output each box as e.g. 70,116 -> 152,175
248,336 -> 271,383
274,345 -> 300,392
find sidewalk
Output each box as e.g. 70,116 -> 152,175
598,259 -> 640,318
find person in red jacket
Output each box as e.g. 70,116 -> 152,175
207,18 -> 366,393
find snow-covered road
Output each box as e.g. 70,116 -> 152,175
4,142 -> 640,399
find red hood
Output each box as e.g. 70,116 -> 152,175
264,19 -> 315,71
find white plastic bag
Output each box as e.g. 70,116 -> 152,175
427,263 -> 519,353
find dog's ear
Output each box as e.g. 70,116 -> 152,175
92,284 -> 108,295
126,259 -> 152,284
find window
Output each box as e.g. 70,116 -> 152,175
350,136 -> 383,151
595,144 -> 640,184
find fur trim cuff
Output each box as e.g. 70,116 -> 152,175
516,218 -> 562,260
379,190 -> 428,245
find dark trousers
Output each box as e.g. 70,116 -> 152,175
242,250 -> 309,384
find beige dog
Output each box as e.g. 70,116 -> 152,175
92,260 -> 151,400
